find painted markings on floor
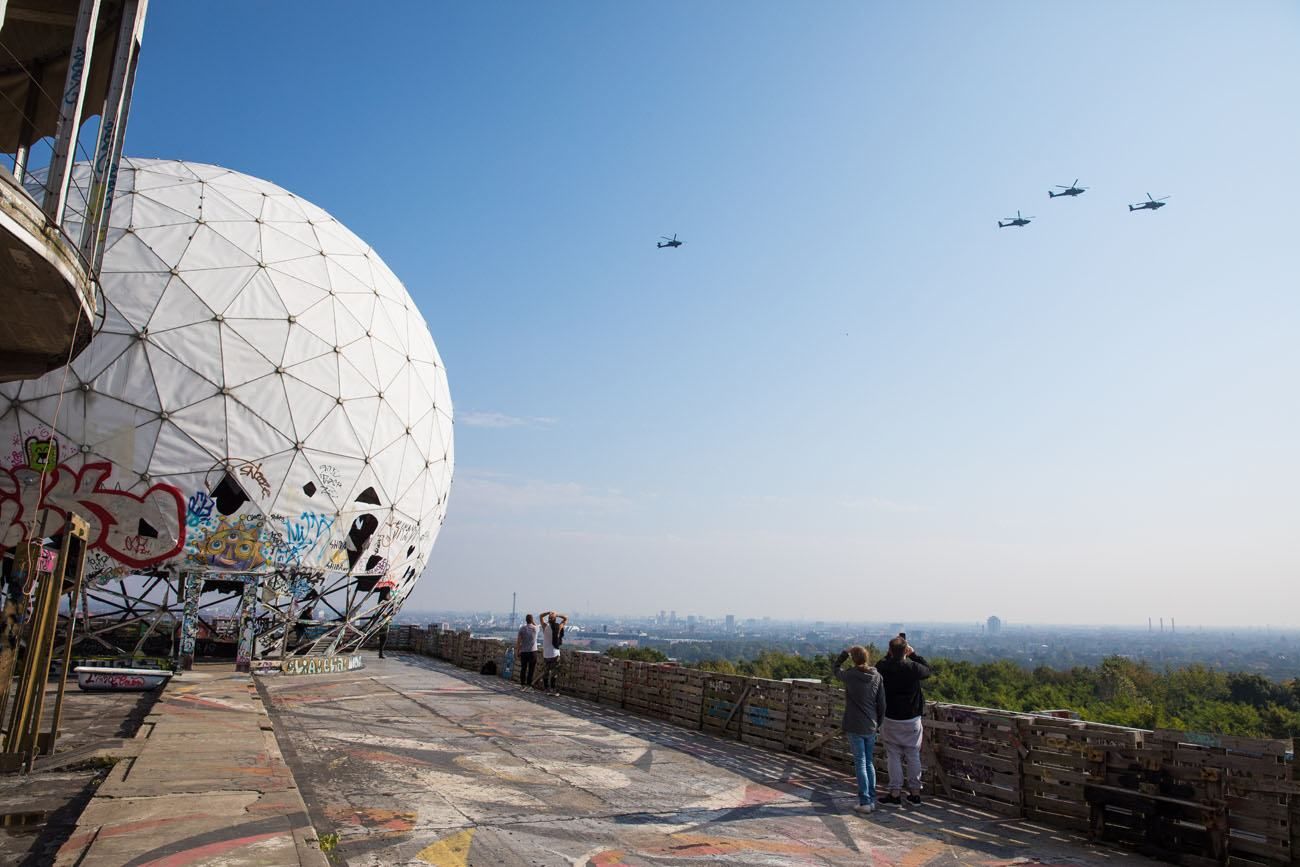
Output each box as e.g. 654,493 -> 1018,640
415,828 -> 475,865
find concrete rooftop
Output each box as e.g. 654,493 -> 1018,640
260,654 -> 1157,867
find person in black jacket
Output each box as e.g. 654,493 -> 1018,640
875,634 -> 932,805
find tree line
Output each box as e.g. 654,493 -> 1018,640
603,646 -> 1300,739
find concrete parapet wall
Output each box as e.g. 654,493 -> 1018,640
413,630 -> 1299,865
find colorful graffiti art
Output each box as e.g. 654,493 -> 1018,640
0,455 -> 186,569
187,516 -> 267,572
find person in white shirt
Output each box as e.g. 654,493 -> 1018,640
539,611 -> 567,695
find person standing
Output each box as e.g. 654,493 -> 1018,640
832,645 -> 886,814
539,611 -> 567,695
875,634 -> 932,805
377,623 -> 390,659
515,614 -> 539,690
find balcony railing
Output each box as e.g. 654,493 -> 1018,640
0,0 -> 147,381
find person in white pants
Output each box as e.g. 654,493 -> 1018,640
875,634 -> 932,805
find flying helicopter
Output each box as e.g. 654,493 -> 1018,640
1128,193 -> 1169,212
657,234 -> 683,248
1049,179 -> 1088,198
997,211 -> 1034,228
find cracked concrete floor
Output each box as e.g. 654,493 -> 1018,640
259,654 -> 1156,867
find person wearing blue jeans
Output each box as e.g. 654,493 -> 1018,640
849,730 -> 878,808
832,646 -> 887,814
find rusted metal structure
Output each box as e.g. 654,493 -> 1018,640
0,0 -> 148,380
0,514 -> 88,772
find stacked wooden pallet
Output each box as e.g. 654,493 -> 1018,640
924,705 -> 1028,817
701,673 -> 750,740
662,667 -> 705,730
622,661 -> 671,720
563,651 -> 602,700
597,656 -> 625,706
739,678 -> 791,752
1089,729 -> 1294,865
785,681 -> 849,766
1022,717 -> 1136,831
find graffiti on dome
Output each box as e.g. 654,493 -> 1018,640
0,447 -> 186,569
186,491 -> 214,529
317,464 -> 342,499
187,515 -> 268,572
237,461 -> 272,498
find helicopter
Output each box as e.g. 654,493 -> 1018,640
997,211 -> 1034,228
1049,179 -> 1088,198
657,234 -> 683,248
1129,193 -> 1169,212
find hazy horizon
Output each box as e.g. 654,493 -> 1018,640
131,3 -> 1300,627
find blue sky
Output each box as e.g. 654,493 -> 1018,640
127,2 -> 1300,625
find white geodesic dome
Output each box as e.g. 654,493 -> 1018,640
0,158 -> 453,645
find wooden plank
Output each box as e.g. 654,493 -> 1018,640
1150,729 -> 1290,757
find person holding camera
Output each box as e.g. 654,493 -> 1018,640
875,633 -> 932,805
832,645 -> 886,814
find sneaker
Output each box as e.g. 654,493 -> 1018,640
880,794 -> 902,806
852,803 -> 876,814
907,794 -> 922,805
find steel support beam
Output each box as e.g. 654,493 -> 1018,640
42,0 -> 103,225
82,0 -> 148,265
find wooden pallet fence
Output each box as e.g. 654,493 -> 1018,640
1290,737 -> 1299,867
663,667 -> 705,731
784,681 -> 848,765
597,656 -> 625,706
924,704 -> 1028,817
563,651 -> 602,700
1094,728 -> 1295,865
623,661 -> 671,721
701,673 -> 752,741
1022,716 -> 1137,832
739,678 -> 790,752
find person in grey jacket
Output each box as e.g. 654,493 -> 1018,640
832,645 -> 887,813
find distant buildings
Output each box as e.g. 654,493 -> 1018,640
725,614 -> 736,634
987,616 -> 1003,635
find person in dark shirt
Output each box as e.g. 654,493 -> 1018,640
874,634 -> 932,805
832,645 -> 887,814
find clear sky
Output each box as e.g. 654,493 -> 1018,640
126,2 -> 1300,626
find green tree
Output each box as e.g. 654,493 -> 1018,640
605,646 -> 668,663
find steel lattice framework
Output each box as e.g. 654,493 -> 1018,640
0,158 -> 454,662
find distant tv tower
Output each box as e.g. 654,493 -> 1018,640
1148,617 -> 1152,632
1171,617 -> 1175,633
509,591 -> 517,631
1160,617 -> 1164,633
